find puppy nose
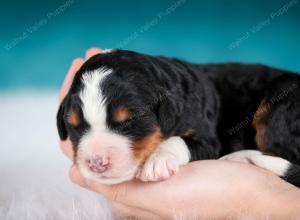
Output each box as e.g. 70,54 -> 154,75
86,156 -> 109,173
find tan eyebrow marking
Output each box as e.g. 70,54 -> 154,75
68,111 -> 81,127
113,107 -> 131,123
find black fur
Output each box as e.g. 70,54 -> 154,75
57,95 -> 69,140
57,49 -> 300,186
57,93 -> 90,147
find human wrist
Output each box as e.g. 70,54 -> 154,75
252,178 -> 300,218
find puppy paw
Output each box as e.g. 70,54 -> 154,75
220,150 -> 262,163
136,152 -> 179,182
136,136 -> 190,182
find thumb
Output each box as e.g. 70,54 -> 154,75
86,177 -> 128,202
69,165 -> 87,187
69,165 -> 116,198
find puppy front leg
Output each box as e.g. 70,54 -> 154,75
137,136 -> 191,181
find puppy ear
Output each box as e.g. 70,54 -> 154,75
56,96 -> 69,140
156,91 -> 183,135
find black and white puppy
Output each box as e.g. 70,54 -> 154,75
57,49 -> 300,186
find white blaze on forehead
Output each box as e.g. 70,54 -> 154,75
79,67 -> 112,129
77,67 -> 139,184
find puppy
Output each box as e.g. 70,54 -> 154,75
57,49 -> 300,186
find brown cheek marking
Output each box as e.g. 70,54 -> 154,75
113,107 -> 131,122
131,127 -> 163,164
68,111 -> 81,127
253,99 -> 270,151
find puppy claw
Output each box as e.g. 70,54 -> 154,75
167,159 -> 179,175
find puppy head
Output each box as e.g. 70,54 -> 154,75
57,50 -> 180,184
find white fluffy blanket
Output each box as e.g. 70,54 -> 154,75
0,92 -> 119,220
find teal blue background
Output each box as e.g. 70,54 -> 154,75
1,0 -> 300,91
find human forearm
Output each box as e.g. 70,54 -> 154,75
247,179 -> 300,219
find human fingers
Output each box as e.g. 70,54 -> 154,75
59,58 -> 84,102
59,47 -> 102,102
85,47 -> 102,60
60,138 -> 74,160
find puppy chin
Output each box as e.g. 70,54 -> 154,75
77,163 -> 139,185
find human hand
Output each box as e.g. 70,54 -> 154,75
59,48 -> 300,220
70,159 -> 300,219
